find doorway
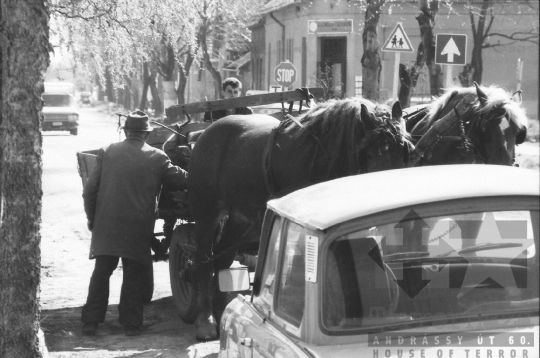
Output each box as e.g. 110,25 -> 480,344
318,37 -> 347,98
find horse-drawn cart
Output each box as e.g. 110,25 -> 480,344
76,87 -> 325,318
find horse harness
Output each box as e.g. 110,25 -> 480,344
415,103 -> 515,165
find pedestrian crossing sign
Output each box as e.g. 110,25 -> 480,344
382,23 -> 414,53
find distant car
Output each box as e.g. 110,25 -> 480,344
79,91 -> 92,105
218,165 -> 539,358
42,92 -> 79,135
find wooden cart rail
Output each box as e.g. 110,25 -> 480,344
165,87 -> 325,119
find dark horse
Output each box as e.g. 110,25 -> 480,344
392,84 -> 530,255
187,98 -> 414,339
405,83 -> 528,166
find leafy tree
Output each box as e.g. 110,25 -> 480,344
51,0 -> 260,109
0,0 -> 50,356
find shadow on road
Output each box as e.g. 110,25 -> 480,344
41,297 -> 219,358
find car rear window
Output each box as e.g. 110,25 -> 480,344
43,94 -> 74,107
322,207 -> 539,333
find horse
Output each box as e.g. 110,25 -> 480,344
404,83 -> 528,166
187,97 -> 414,340
391,84 -> 530,257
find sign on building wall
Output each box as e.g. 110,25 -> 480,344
308,19 -> 353,34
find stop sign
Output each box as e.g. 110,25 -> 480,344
274,61 -> 297,87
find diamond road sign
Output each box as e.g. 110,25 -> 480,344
435,34 -> 467,65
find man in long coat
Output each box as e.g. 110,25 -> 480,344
81,111 -> 188,336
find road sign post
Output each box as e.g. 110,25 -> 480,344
435,34 -> 467,87
382,23 -> 414,102
274,61 -> 298,89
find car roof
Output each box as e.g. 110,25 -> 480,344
267,165 -> 540,231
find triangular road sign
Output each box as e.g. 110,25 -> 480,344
382,23 -> 414,53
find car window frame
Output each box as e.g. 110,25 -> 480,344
252,214 -> 283,316
318,195 -> 539,336
273,221 -> 308,327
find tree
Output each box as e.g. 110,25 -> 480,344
361,0 -> 386,101
398,0 -> 443,107
51,0 -> 259,109
0,0 -> 50,356
459,0 -> 539,86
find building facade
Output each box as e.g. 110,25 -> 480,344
251,0 -> 538,117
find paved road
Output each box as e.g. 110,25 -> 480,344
41,104 -> 219,358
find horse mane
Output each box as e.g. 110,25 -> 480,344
278,97 -> 410,179
426,85 -> 528,129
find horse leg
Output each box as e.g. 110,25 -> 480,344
194,216 -> 221,341
211,216 -> 254,324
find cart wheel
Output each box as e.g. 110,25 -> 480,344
169,223 -> 198,323
142,262 -> 154,304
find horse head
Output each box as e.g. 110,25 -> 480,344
465,83 -> 528,165
415,84 -> 529,166
358,101 -> 414,173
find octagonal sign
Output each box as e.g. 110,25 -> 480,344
274,61 -> 297,87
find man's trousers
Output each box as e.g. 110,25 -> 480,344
81,255 -> 146,327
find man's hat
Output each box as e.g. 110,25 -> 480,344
124,111 -> 153,132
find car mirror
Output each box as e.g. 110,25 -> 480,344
218,267 -> 250,292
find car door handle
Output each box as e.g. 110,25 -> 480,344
240,337 -> 253,347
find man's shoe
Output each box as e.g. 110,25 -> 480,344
124,325 -> 142,336
82,322 -> 98,336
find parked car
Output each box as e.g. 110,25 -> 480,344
42,92 -> 79,135
218,165 -> 539,358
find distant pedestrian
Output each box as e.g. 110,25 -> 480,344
81,111 -> 188,336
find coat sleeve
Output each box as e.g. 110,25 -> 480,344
161,157 -> 188,191
82,148 -> 104,223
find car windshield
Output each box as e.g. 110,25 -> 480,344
322,207 -> 539,333
43,94 -> 74,107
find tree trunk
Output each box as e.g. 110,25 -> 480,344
201,26 -> 222,100
123,76 -> 132,110
105,67 -> 115,102
156,43 -> 176,82
148,62 -> 163,117
416,0 -> 443,97
398,63 -> 420,108
361,0 -> 385,101
176,51 -> 195,106
0,1 -> 49,357
399,39 -> 425,108
140,62 -> 150,110
469,0 -> 491,85
96,73 -> 105,101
